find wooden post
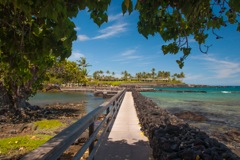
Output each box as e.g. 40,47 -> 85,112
22,89 -> 126,160
106,106 -> 110,132
89,122 -> 94,159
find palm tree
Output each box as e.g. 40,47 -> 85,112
164,71 -> 170,78
77,57 -> 92,69
157,71 -> 164,78
80,68 -> 88,86
179,72 -> 185,82
151,68 -> 156,79
172,73 -> 178,79
146,73 -> 151,78
142,72 -> 147,79
93,71 -> 100,80
106,70 -> 110,81
121,70 -> 129,81
135,72 -> 142,81
128,73 -> 132,80
99,70 -> 104,80
112,72 -> 115,81
76,57 -> 92,85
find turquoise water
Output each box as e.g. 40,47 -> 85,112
28,87 -> 240,131
141,86 -> 240,132
28,92 -> 106,113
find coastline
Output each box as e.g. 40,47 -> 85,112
58,84 -> 239,94
1,85 -> 239,159
58,85 -> 240,157
0,102 -> 88,159
131,89 -> 240,159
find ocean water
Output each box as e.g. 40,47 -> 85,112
141,86 -> 240,133
28,92 -> 106,113
28,88 -> 240,132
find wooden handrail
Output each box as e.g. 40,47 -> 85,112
22,89 -> 126,160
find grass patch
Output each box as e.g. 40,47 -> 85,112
0,120 -> 67,157
0,134 -> 52,155
34,119 -> 63,130
101,81 -> 123,86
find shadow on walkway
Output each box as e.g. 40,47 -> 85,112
95,139 -> 153,160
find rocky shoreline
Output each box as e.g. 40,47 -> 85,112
0,102 -> 86,124
1,87 -> 240,159
131,89 -> 240,160
0,102 -> 87,159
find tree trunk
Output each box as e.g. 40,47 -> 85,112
0,83 -> 11,108
1,83 -> 30,117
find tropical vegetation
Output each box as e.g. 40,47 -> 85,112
45,57 -> 90,87
46,60 -> 185,86
0,0 -> 239,112
91,68 -> 185,84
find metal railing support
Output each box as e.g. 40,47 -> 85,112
89,122 -> 95,157
22,89 -> 126,160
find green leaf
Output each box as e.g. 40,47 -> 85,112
121,0 -> 133,15
168,42 -> 179,54
128,0 -> 133,15
226,10 -> 237,24
103,13 -> 108,23
176,59 -> 184,69
182,48 -> 191,56
122,1 -> 127,15
78,1 -> 87,10
237,23 -> 240,32
162,45 -> 168,55
194,33 -> 207,44
229,0 -> 240,12
124,0 -> 130,9
135,0 -> 141,10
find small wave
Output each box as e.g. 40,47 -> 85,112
221,91 -> 231,94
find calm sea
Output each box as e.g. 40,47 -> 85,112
28,92 -> 106,113
29,87 -> 240,133
141,86 -> 240,133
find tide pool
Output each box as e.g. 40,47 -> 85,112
141,86 -> 240,132
28,92 -> 106,113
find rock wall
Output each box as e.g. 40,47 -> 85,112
131,89 -> 239,160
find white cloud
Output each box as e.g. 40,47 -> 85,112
68,51 -> 85,61
191,55 -> 240,79
126,55 -> 142,59
76,13 -> 128,41
92,23 -> 128,40
184,73 -> 208,81
74,26 -> 80,31
136,62 -> 154,66
112,48 -> 143,62
78,35 -> 90,41
108,13 -> 123,22
121,49 -> 136,56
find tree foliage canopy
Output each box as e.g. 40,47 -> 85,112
0,0 -> 239,109
46,58 -> 90,86
0,0 -> 79,108
130,0 -> 240,68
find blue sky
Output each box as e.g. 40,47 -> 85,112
69,1 -> 240,86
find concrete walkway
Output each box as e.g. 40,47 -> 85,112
95,92 -> 152,160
